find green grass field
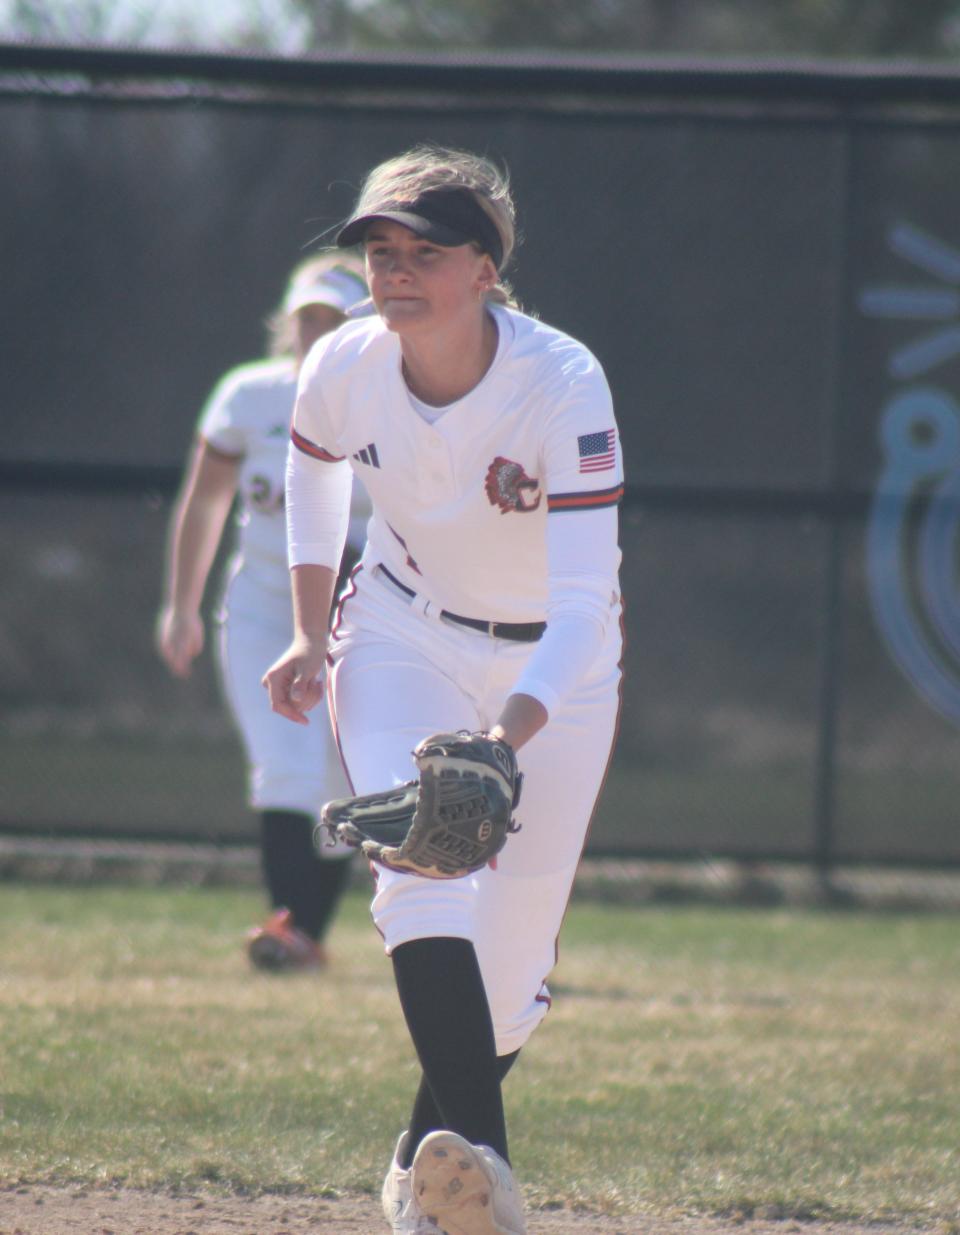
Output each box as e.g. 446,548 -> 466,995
0,884 -> 958,1223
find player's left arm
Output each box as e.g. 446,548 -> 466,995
504,371 -> 624,723
489,693 -> 548,752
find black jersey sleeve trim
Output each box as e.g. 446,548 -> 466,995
547,484 -> 623,512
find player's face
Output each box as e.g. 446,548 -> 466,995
294,303 -> 346,361
364,221 -> 495,336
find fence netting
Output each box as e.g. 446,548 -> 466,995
3,47 -> 960,867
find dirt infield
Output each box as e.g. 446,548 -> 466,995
0,1188 -> 627,1233
0,1187 -> 920,1235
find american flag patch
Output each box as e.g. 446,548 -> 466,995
578,429 -> 616,473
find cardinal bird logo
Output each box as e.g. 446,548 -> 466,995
484,456 -> 541,514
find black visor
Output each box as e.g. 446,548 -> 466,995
336,187 -> 504,269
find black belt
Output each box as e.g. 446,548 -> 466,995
377,565 -> 545,643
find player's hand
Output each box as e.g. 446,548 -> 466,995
156,608 -> 204,679
262,637 -> 328,725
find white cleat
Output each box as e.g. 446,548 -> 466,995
411,1130 -> 527,1235
382,1132 -> 445,1233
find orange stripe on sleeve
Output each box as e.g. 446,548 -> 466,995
290,425 -> 345,463
547,484 -> 624,512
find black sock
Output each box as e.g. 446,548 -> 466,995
302,853 -> 353,939
259,810 -> 352,941
400,1050 -> 520,1169
391,937 -> 510,1162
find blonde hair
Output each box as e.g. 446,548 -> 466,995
266,250 -> 367,357
350,145 -> 519,307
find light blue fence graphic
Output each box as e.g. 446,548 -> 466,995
858,222 -> 960,380
866,387 -> 960,724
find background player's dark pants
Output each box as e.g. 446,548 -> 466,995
260,809 -> 352,940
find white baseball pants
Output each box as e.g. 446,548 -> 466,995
327,565 -> 622,1054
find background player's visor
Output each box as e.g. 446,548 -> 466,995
283,266 -> 369,315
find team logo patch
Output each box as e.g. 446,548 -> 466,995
484,456 -> 541,513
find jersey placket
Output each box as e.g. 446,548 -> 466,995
415,418 -> 456,504
401,415 -> 461,623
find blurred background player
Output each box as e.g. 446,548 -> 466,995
156,251 -> 370,972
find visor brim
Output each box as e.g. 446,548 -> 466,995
337,211 -> 472,250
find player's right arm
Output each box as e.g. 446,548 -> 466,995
263,345 -> 355,724
156,438 -> 241,678
261,562 -> 338,724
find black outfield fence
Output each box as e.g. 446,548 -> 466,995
3,43 -> 960,870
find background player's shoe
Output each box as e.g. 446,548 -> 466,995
411,1130 -> 526,1235
382,1133 -> 444,1233
246,908 -> 327,972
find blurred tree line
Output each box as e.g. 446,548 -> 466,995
5,0 -> 960,59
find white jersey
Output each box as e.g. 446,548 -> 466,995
293,305 -> 625,1053
289,306 -> 623,713
199,356 -> 370,598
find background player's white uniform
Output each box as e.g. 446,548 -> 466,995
288,303 -> 623,1053
199,357 -> 370,823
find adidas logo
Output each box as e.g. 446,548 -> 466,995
352,442 -> 381,468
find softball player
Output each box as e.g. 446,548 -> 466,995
264,147 -> 623,1234
157,252 -> 370,972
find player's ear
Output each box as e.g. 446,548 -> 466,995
475,255 -> 497,299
